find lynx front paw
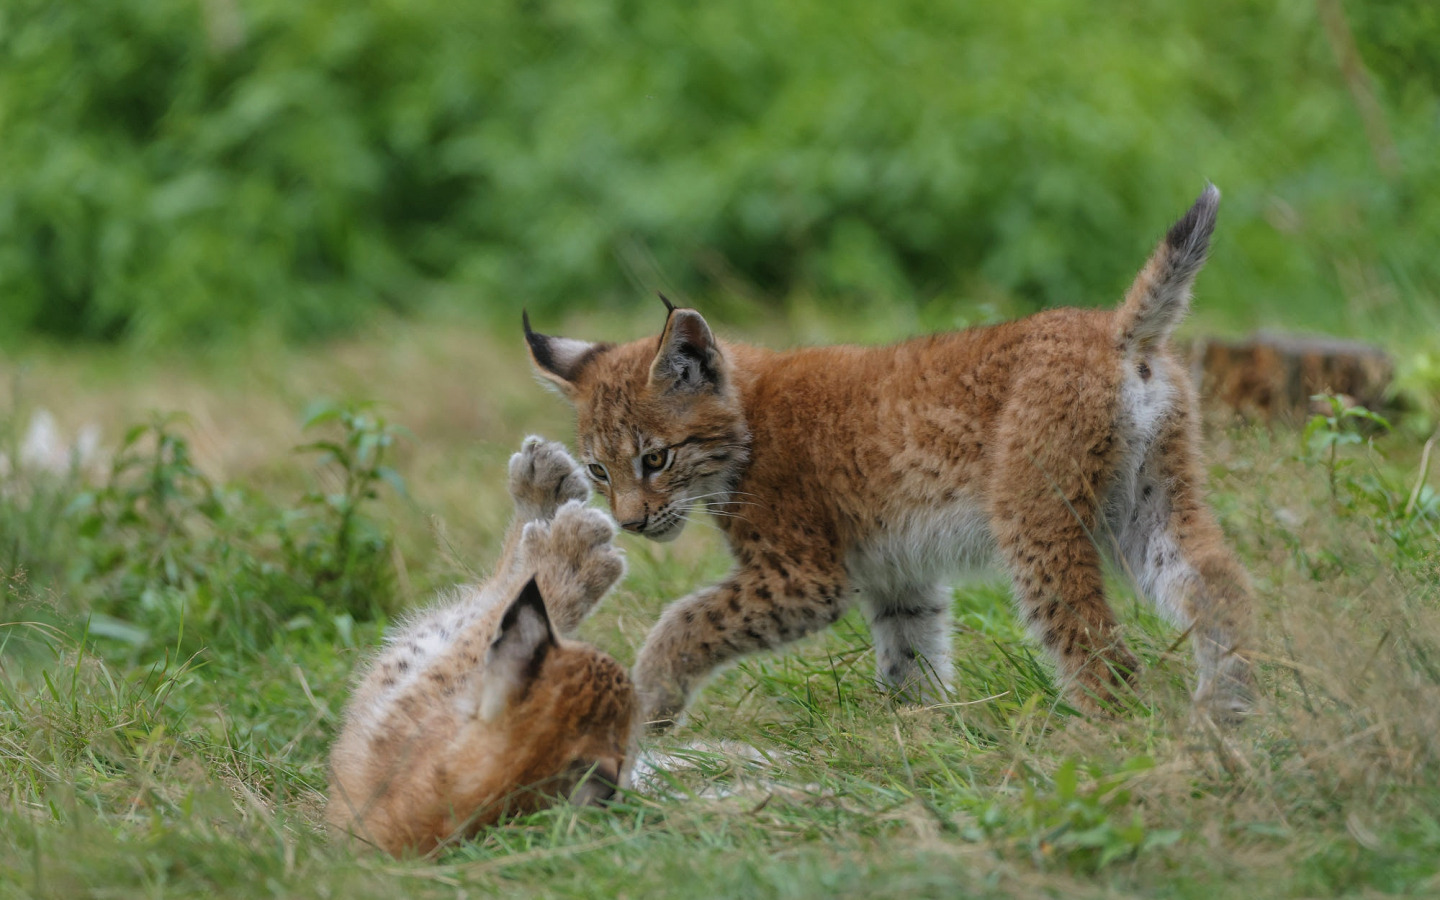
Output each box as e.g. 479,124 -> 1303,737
521,501 -> 625,635
508,436 -> 590,523
633,666 -> 689,733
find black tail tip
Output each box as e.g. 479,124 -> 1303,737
1164,182 -> 1220,254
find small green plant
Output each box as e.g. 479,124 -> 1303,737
25,403 -> 411,656
1013,756 -> 1181,872
1393,350 -> 1440,439
1299,393 -> 1438,569
70,414 -> 226,607
284,401 -> 408,620
1302,392 -> 1392,502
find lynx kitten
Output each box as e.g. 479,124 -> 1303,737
525,186 -> 1252,729
327,437 -> 634,856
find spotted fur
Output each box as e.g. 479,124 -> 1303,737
526,186 -> 1252,728
327,437 -> 634,856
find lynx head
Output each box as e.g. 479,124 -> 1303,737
523,301 -> 751,542
481,578 -> 636,810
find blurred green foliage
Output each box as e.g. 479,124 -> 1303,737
15,406 -> 405,656
0,0 -> 1436,343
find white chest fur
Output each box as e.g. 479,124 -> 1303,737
846,495 -> 997,596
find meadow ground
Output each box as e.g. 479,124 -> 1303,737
1,310 -> 1437,899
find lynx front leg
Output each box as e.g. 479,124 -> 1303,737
859,580 -> 954,704
632,564 -> 850,728
499,437 -> 623,635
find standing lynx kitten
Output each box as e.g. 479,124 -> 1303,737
525,186 -> 1252,728
328,437 -> 634,856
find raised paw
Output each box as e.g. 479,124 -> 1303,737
508,436 -> 590,523
520,501 -> 625,636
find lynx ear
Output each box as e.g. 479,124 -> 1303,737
524,311 -> 606,399
479,577 -> 557,721
649,307 -> 725,394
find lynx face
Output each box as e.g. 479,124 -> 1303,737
527,310 -> 750,542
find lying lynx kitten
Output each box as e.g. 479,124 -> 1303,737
524,186 -> 1252,728
328,437 -> 633,856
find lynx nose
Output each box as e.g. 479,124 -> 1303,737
618,516 -> 647,534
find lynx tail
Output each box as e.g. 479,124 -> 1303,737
1115,183 -> 1220,356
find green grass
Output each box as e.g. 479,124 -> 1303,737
1,316 -> 1438,899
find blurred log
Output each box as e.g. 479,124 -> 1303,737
1191,332 -> 1393,424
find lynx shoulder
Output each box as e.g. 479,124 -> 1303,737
326,438 -> 634,856
524,185 -> 1252,730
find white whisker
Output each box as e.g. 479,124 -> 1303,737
679,511 -> 727,536
685,490 -> 764,510
686,487 -> 762,501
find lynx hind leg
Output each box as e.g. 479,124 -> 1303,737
1001,526 -> 1140,712
991,371 -> 1141,713
508,435 -> 590,523
860,580 -> 954,704
1174,537 -> 1253,728
1119,426 -> 1253,725
519,501 -> 625,636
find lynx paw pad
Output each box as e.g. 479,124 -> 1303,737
520,502 -> 625,632
508,436 -> 590,522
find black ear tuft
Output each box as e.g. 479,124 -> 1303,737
658,292 -> 676,313
522,309 -> 551,370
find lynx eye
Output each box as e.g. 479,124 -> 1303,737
641,449 -> 671,473
587,463 -> 609,483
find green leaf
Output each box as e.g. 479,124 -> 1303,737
301,402 -> 343,430
375,465 -> 407,497
295,440 -> 347,462
1053,758 -> 1079,800
1142,829 -> 1183,851
86,614 -> 151,646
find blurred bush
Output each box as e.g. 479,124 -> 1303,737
0,0 -> 1436,343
